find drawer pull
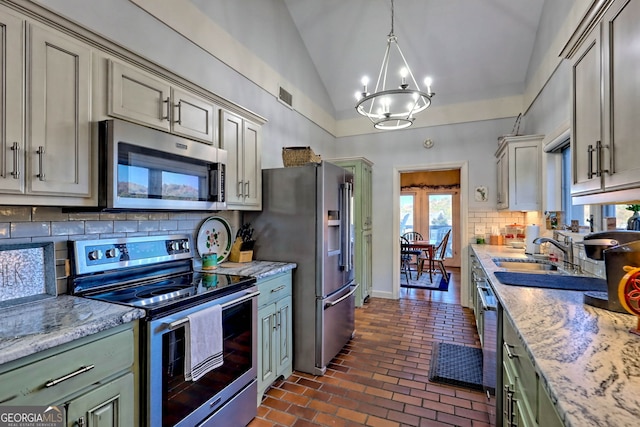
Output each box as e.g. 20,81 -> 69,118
271,285 -> 286,293
503,342 -> 517,359
44,365 -> 95,387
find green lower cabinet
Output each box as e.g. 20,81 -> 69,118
500,314 -> 563,427
65,372 -> 135,427
0,322 -> 138,427
257,272 -> 293,405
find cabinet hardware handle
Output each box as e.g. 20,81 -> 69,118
503,342 -> 517,359
10,142 -> 20,179
272,313 -> 277,331
504,385 -> 515,427
175,101 -> 182,125
0,394 -> 17,404
162,97 -> 170,121
596,140 -> 609,176
271,285 -> 286,293
587,143 -> 596,179
36,146 -> 45,181
244,181 -> 250,198
276,311 -> 281,328
76,416 -> 85,427
44,365 -> 95,387
209,396 -> 222,408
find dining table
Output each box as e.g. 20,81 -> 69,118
408,240 -> 436,281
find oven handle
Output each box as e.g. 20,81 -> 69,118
165,290 -> 260,331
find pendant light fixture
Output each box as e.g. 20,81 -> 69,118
355,0 -> 435,130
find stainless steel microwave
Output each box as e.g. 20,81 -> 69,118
98,119 -> 226,211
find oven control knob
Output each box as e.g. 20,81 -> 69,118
88,250 -> 103,261
181,240 -> 190,251
105,248 -> 121,259
170,241 -> 180,251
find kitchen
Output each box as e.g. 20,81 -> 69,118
2,0 -> 640,426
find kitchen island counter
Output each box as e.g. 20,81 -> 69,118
472,244 -> 640,427
215,260 -> 296,279
0,295 -> 144,366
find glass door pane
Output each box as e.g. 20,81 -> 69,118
428,194 -> 452,258
400,194 -> 415,235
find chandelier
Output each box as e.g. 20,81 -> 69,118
355,0 -> 434,130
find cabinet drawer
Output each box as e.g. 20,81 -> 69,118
257,272 -> 292,307
503,316 -> 536,411
0,327 -> 134,405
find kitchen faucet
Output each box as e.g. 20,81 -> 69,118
533,235 -> 578,272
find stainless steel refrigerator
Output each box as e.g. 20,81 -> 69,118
248,161 -> 356,375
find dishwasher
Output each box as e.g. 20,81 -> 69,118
471,254 -> 497,395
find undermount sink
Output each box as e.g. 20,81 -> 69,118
493,259 -> 559,273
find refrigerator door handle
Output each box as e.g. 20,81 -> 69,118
340,182 -> 353,272
324,283 -> 359,309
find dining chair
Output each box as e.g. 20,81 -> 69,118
418,229 -> 451,282
400,236 -> 421,282
432,229 -> 451,282
402,231 -> 423,242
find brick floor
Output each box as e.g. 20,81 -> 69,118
250,267 -> 495,427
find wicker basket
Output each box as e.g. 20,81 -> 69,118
282,146 -> 321,167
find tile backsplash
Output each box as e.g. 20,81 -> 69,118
0,206 -> 240,294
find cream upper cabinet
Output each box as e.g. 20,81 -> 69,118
563,0 -> 640,200
1,5 -> 93,202
28,24 -> 92,197
495,135 -> 543,211
220,110 -> 262,210
108,60 -> 216,144
0,6 -> 24,194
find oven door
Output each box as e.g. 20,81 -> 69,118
146,286 -> 258,427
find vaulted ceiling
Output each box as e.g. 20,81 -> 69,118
283,0 -> 545,120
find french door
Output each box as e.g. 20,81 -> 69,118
400,189 -> 460,267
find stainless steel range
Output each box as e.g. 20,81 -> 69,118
69,235 -> 258,427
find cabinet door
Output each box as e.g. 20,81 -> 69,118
28,24 -> 91,196
602,0 -> 640,191
496,149 -> 508,209
570,26 -> 603,195
257,303 -> 276,400
276,295 -> 292,377
220,110 -> 243,204
242,119 -> 261,209
0,7 -> 24,194
108,60 -> 171,132
65,373 -> 135,427
508,142 -> 540,211
171,87 -> 216,144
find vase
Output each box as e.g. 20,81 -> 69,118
627,211 -> 640,230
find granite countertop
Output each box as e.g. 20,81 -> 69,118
0,296 -> 144,366
471,244 -> 640,427
214,260 -> 296,279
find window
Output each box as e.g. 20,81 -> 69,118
561,145 -> 586,226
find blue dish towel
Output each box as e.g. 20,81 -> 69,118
494,272 -> 607,292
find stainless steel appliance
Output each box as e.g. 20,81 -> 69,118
69,235 -> 257,427
583,230 -> 640,312
471,254 -> 497,395
248,162 -> 357,375
98,119 -> 226,210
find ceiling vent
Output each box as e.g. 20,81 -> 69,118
278,86 -> 293,109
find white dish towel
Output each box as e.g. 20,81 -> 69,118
184,304 -> 223,381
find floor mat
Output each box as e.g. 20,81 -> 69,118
428,342 -> 484,391
401,272 -> 450,291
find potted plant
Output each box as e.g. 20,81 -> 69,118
626,204 -> 640,230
